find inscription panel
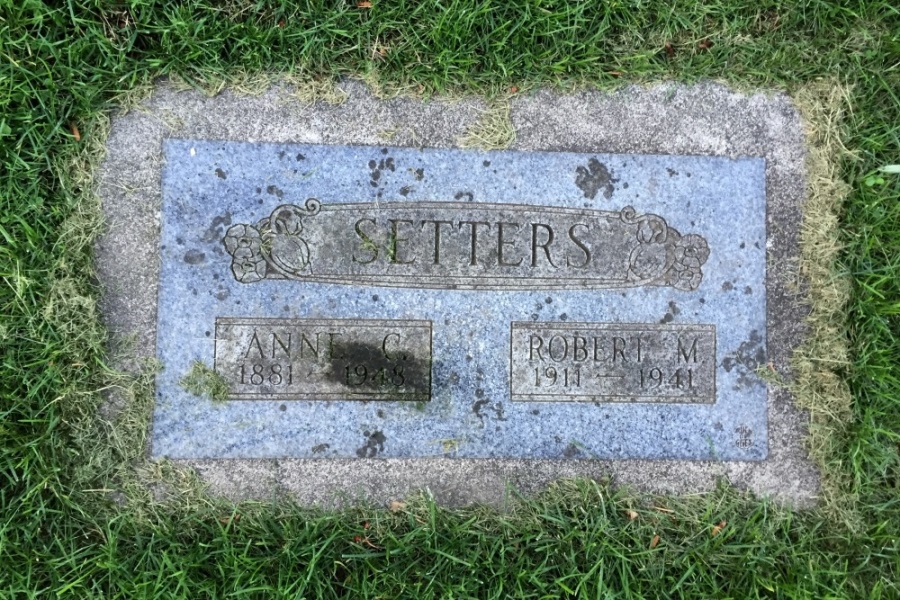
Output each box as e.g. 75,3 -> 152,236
510,323 -> 716,402
214,318 -> 432,401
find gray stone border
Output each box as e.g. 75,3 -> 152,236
96,79 -> 818,507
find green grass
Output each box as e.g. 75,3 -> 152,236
1,0 -> 899,597
180,360 -> 230,403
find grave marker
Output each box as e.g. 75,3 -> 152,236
96,81 -> 819,504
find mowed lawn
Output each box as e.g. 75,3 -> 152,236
1,1 -> 898,597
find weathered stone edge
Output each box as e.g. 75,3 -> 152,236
95,79 -> 818,507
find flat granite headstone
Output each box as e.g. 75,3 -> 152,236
157,142 -> 763,461
97,80 -> 819,505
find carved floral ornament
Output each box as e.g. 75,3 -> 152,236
619,207 -> 710,291
224,199 -> 321,283
223,199 -> 710,291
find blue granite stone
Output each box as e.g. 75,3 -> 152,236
153,140 -> 767,460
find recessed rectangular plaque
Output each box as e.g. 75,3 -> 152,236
152,141 -> 768,461
226,202 -> 707,291
214,318 -> 432,401
509,323 -> 716,403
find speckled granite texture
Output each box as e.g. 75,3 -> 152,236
96,80 -> 818,505
155,141 -> 765,461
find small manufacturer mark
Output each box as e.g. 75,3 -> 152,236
735,425 -> 753,448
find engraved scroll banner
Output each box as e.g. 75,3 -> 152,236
224,201 -> 710,291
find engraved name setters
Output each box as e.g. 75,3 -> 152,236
223,201 -> 710,291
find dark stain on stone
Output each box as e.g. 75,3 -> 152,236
184,249 -> 205,264
399,185 -> 413,196
666,167 -> 678,177
722,281 -> 734,291
531,313 -> 538,320
371,294 -> 379,301
744,286 -> 753,295
659,301 -> 680,324
563,443 -> 582,458
215,168 -> 227,179
475,388 -> 485,398
296,153 -> 306,161
722,329 -> 766,389
356,431 -> 385,457
472,397 -> 506,425
531,409 -> 540,415
545,297 -> 553,304
205,331 -> 211,337
483,160 -> 491,167
381,148 -> 388,155
176,236 -> 184,245
713,421 -> 723,431
266,185 -> 284,198
202,213 -> 232,242
278,150 -> 286,159
368,158 -> 394,188
575,158 -> 618,200
622,182 -> 629,189
215,289 -> 229,301
473,399 -> 488,418
454,191 -> 474,202
414,168 -> 424,181
279,403 -> 287,411
322,341 -> 431,400
560,313 -> 568,321
312,442 -> 330,454
377,409 -> 385,418
740,242 -> 746,249
256,187 -> 261,194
